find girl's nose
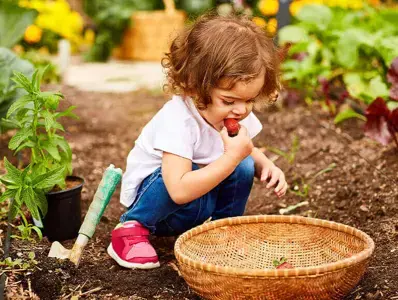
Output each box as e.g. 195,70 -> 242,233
232,102 -> 247,115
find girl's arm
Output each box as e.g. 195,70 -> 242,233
250,147 -> 275,178
250,147 -> 288,198
162,126 -> 253,205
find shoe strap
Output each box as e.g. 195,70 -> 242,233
113,225 -> 149,238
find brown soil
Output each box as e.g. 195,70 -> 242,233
1,85 -> 397,299
50,177 -> 84,193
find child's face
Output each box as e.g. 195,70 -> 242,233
200,68 -> 265,131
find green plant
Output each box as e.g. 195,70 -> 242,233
0,157 -> 64,220
5,66 -> 77,178
11,210 -> 43,241
278,4 -> 398,107
267,135 -> 300,164
83,0 -> 160,61
0,1 -> 38,48
0,47 -> 34,132
289,181 -> 310,198
0,65 -> 77,220
0,251 -> 38,271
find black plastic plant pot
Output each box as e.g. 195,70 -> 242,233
42,176 -> 84,242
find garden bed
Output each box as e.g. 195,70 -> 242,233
1,86 -> 397,299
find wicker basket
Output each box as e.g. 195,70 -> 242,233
174,215 -> 375,300
115,0 -> 186,61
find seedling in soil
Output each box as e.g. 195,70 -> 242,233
11,210 -> 42,242
289,179 -> 310,198
267,135 -> 300,164
0,252 -> 38,271
313,163 -> 337,179
273,257 -> 294,269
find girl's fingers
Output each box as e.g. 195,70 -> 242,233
266,171 -> 279,189
275,181 -> 288,197
261,168 -> 270,182
274,177 -> 285,193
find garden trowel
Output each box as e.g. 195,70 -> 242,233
48,164 -> 122,267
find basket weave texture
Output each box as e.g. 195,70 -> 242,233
117,0 -> 186,61
174,215 -> 375,300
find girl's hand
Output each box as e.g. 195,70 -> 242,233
260,164 -> 288,198
221,125 -> 253,164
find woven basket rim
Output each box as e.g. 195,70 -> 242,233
174,215 -> 375,278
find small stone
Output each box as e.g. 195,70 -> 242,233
360,204 -> 369,212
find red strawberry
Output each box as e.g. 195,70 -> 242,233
224,118 -> 240,137
276,262 -> 294,269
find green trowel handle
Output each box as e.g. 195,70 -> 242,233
78,164 -> 122,238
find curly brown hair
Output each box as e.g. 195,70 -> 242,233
162,13 -> 283,110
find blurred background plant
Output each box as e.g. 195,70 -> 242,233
18,0 -> 84,53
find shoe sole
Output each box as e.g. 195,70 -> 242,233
107,244 -> 160,269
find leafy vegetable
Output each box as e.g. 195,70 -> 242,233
364,97 -> 398,148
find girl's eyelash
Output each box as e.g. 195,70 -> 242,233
222,99 -> 256,105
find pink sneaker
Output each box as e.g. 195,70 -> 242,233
107,221 -> 160,269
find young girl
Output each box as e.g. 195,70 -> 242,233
107,14 -> 288,269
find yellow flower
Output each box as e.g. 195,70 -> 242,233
289,1 -> 305,16
267,18 -> 278,35
252,17 -> 267,28
258,0 -> 279,16
349,0 -> 363,9
24,24 -> 42,43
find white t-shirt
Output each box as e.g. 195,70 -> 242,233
120,95 -> 263,207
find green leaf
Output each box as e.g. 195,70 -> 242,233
334,108 -> 366,124
34,190 -> 48,217
278,26 -> 309,45
32,166 -> 65,190
375,36 -> 398,67
296,4 -> 332,31
0,189 -> 15,203
12,72 -> 33,93
368,76 -> 389,99
343,73 -> 367,100
55,106 -> 78,119
387,101 -> 398,111
41,140 -> 61,161
31,226 -> 43,241
22,187 -> 40,220
14,139 -> 35,153
0,2 -> 38,48
28,252 -> 35,260
8,127 -> 33,150
33,66 -> 49,92
9,200 -> 19,219
52,121 -> 65,132
41,110 -> 55,132
55,137 -> 72,158
2,157 -> 22,185
6,94 -> 31,118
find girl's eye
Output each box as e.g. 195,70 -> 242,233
223,100 -> 234,106
247,99 -> 256,104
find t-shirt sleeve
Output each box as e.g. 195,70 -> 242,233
240,112 -> 263,139
152,114 -> 196,160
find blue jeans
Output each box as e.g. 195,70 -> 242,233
120,156 -> 255,236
